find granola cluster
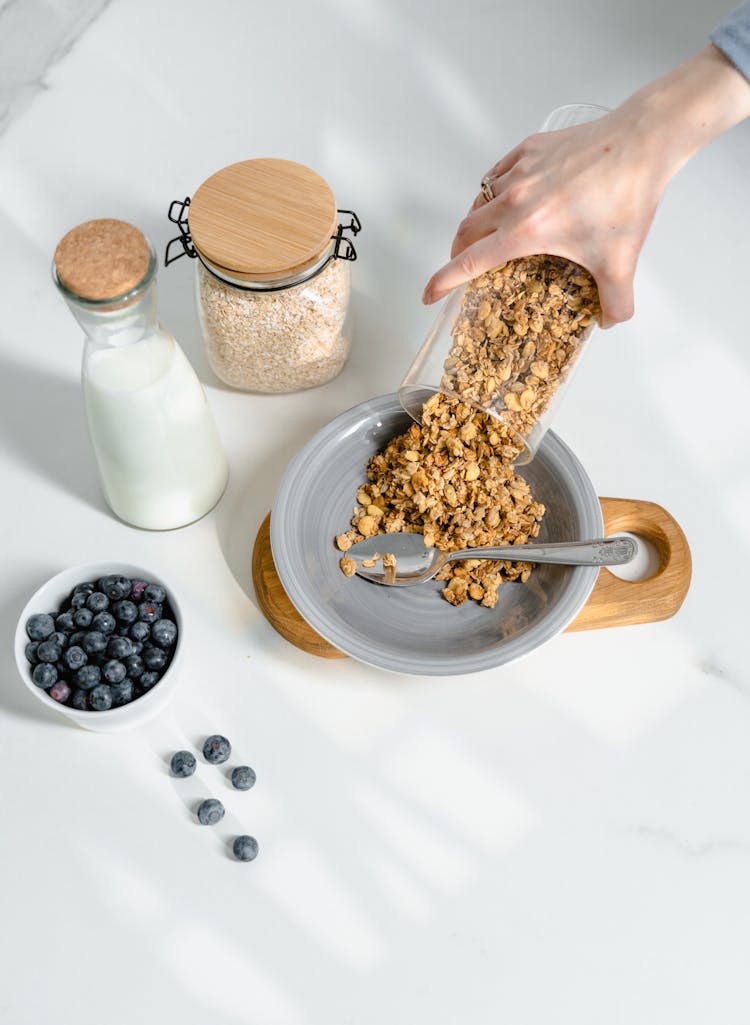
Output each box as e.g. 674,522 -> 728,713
336,393 -> 545,607
441,256 -> 600,444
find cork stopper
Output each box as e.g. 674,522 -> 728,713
54,219 -> 151,301
188,158 -> 338,282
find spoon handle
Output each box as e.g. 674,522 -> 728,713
444,536 -> 636,567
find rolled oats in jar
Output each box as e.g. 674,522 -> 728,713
166,158 -> 360,393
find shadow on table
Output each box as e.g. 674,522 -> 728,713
0,351 -> 101,512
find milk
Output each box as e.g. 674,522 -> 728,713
83,327 -> 228,529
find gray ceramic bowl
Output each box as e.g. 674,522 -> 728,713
271,393 -> 602,675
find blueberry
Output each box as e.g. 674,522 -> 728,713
89,684 -> 113,711
76,664 -> 101,690
73,581 -> 96,595
124,654 -> 144,679
170,751 -> 196,777
73,608 -> 93,629
49,680 -> 72,704
197,799 -> 225,826
86,592 -> 109,614
110,679 -> 133,707
82,631 -> 107,655
69,592 -> 88,611
55,611 -> 76,634
63,645 -> 87,671
138,602 -> 162,624
32,663 -> 57,689
151,619 -> 177,649
91,612 -> 116,635
98,575 -> 132,601
37,639 -> 62,663
69,630 -> 87,648
107,636 -> 133,660
112,600 -> 138,625
26,613 -> 55,641
71,688 -> 89,710
25,641 -> 40,665
232,835 -> 258,862
231,766 -> 256,791
142,646 -> 167,672
103,660 -> 126,684
203,735 -> 231,765
130,580 -> 148,602
131,642 -> 143,656
50,631 -> 68,650
144,583 -> 166,604
139,672 -> 159,691
129,621 -> 150,643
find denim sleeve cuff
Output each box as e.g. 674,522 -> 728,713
711,2 -> 750,82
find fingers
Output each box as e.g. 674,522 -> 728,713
423,231 -> 531,304
449,204 -> 499,259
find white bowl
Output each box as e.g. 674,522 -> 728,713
14,562 -> 184,732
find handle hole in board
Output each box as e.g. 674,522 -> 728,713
607,532 -> 662,582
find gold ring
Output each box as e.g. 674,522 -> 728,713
481,177 -> 494,203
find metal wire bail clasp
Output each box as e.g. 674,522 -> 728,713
165,197 -> 197,266
332,210 -> 361,262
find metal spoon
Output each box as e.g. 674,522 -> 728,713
346,533 -> 636,586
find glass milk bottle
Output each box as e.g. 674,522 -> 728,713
53,219 -> 228,530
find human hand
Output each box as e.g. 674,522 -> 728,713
423,46 -> 750,328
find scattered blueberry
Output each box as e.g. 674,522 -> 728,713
76,664 -> 101,690
49,680 -> 72,703
231,766 -> 256,791
129,621 -> 150,643
144,583 -> 166,604
25,641 -> 39,664
71,689 -> 89,710
32,663 -> 57,688
203,735 -> 231,765
131,642 -> 143,656
232,836 -> 259,862
89,684 -> 113,711
110,679 -> 134,707
37,639 -> 62,663
69,592 -> 89,611
197,799 -> 225,825
49,631 -> 68,649
55,611 -> 76,634
72,608 -> 93,629
142,646 -> 167,672
112,600 -> 137,625
73,581 -> 96,595
130,580 -> 148,602
26,613 -> 55,641
107,636 -> 133,660
138,602 -> 162,624
69,630 -> 87,648
139,671 -> 159,691
151,619 -> 177,648
103,660 -> 126,685
91,611 -> 116,635
82,630 -> 107,656
63,645 -> 87,671
170,751 -> 196,777
86,591 -> 109,614
124,654 -> 144,679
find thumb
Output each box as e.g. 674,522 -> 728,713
593,268 -> 635,328
423,231 -> 531,304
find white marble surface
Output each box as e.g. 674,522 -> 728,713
1,1 -> 749,1022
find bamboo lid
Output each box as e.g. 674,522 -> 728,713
188,158 -> 338,282
54,219 -> 151,301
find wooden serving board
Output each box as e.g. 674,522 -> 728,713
251,498 -> 692,659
